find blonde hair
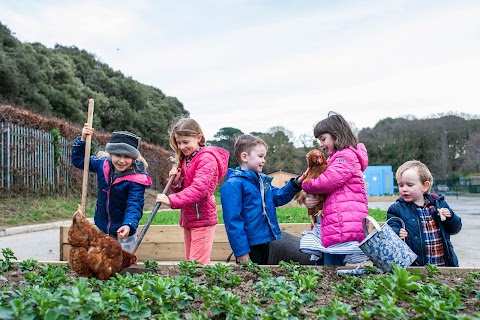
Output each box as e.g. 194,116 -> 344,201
96,151 -> 149,169
396,160 -> 432,190
169,117 -> 205,164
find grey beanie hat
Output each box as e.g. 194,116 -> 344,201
105,131 -> 141,159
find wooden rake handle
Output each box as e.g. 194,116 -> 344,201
81,99 -> 94,214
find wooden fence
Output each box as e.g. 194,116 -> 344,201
0,122 -> 79,193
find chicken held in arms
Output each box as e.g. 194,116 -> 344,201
294,149 -> 328,229
68,206 -> 137,280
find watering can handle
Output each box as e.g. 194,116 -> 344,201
362,215 -> 382,236
362,216 -> 406,236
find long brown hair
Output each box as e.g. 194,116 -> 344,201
169,118 -> 205,164
313,111 -> 358,151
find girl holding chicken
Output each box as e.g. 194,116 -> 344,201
302,111 -> 369,266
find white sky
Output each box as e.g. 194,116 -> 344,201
1,0 -> 479,143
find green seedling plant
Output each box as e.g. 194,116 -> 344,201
18,259 -> 38,272
143,258 -> 159,271
333,275 -> 363,298
178,259 -> 202,277
312,300 -> 357,319
455,273 -> 478,298
203,286 -> 257,319
0,248 -> 16,273
368,294 -> 409,319
376,264 -> 421,301
424,263 -> 441,277
239,260 -> 261,273
37,264 -> 70,289
99,287 -> 131,317
203,263 -> 241,288
119,295 -> 152,320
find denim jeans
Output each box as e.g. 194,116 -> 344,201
323,253 -> 347,266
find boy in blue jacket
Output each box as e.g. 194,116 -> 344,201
387,160 -> 462,266
220,134 -> 306,264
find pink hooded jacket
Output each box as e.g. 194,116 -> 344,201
302,143 -> 369,247
168,146 -> 229,228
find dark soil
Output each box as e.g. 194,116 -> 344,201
1,264 -> 479,318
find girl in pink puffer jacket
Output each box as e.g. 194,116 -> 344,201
156,118 -> 229,264
302,111 -> 369,266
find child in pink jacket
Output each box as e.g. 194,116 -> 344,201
156,118 -> 229,264
302,112 -> 369,265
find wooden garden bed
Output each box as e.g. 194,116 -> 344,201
59,223 -> 311,261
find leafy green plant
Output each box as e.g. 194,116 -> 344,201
455,273 -> 478,298
18,259 -> 38,272
0,248 -> 16,273
119,295 -> 151,319
376,264 -> 421,300
143,258 -> 159,271
51,128 -> 62,168
425,263 -> 441,277
333,275 -> 362,298
178,260 -> 203,277
204,286 -> 257,319
312,300 -> 357,319
204,264 -> 241,288
367,294 -> 409,318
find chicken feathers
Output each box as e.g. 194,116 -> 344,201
68,206 -> 136,280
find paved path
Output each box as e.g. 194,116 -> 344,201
1,195 -> 479,267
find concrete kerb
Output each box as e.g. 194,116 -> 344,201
0,207 -> 178,237
0,219 -> 93,237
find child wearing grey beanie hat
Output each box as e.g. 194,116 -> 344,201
71,124 -> 152,245
105,131 -> 141,159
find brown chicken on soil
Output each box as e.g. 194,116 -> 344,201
68,206 -> 136,280
294,149 -> 328,228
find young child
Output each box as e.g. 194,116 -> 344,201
71,124 -> 152,244
220,134 -> 306,265
387,160 -> 462,267
156,118 -> 229,264
302,112 -> 369,266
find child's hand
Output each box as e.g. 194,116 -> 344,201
236,254 -> 250,263
297,169 -> 309,183
81,123 -> 94,141
438,208 -> 451,221
305,196 -> 320,209
117,225 -> 130,240
169,166 -> 181,183
156,194 -> 171,207
398,228 -> 408,240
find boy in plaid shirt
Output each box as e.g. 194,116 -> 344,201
387,160 -> 462,266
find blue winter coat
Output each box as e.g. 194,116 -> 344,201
387,193 -> 462,267
71,137 -> 152,237
220,167 -> 302,257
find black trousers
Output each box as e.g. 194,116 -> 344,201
237,243 -> 269,265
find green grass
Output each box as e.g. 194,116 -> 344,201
0,194 -> 387,228
0,195 -> 96,227
140,206 -> 387,225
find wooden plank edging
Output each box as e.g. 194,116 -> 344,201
59,223 -> 311,261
